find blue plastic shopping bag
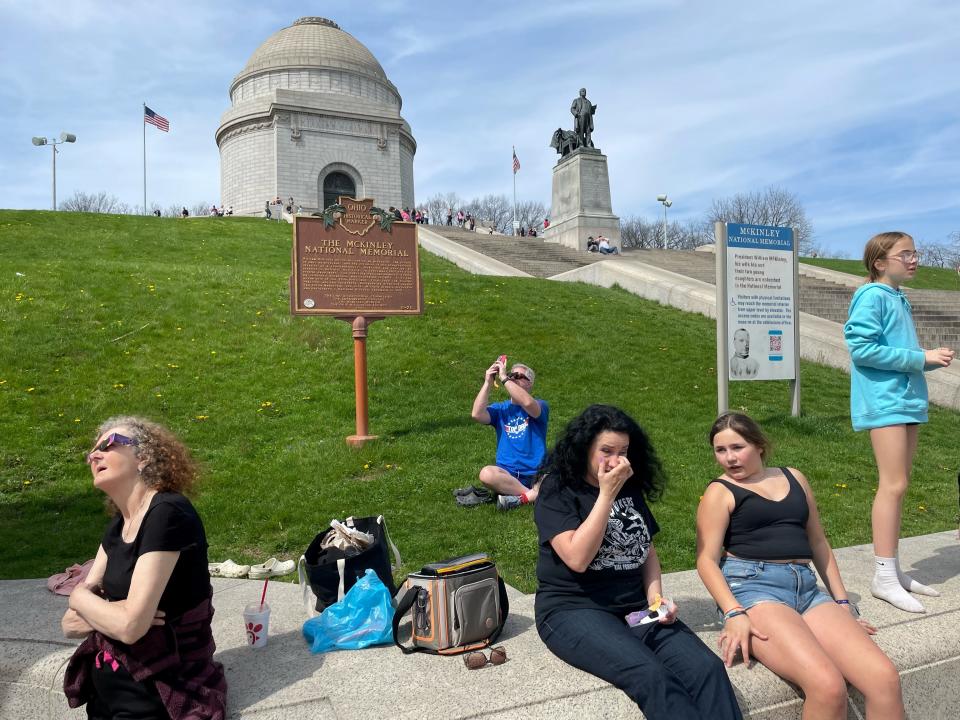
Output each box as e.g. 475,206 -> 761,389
302,568 -> 394,652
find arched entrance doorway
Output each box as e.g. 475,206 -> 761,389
322,171 -> 356,209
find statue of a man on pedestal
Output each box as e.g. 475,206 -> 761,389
570,88 -> 597,149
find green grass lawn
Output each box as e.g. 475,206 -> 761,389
2,210 -> 958,593
802,256 -> 960,291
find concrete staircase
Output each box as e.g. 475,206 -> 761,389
426,226 -> 607,278
429,230 -> 959,352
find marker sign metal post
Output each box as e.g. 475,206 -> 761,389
715,222 -> 800,416
291,197 -> 422,446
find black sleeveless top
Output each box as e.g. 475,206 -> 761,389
710,467 -> 813,561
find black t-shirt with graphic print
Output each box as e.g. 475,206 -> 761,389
534,477 -> 659,622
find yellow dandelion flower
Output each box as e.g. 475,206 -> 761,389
918,505 -> 926,512
260,401 -> 273,408
210,351 -> 217,355
26,387 -> 35,392
195,415 -> 208,421
23,480 -> 31,485
74,418 -> 81,423
167,364 -> 179,369
363,463 -> 370,470
113,383 -> 124,389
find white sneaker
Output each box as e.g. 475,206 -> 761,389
249,558 -> 295,579
209,559 -> 250,578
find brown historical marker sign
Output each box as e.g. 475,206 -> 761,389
291,197 -> 422,316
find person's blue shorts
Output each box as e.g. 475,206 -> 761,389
719,557 -> 832,616
497,466 -> 538,489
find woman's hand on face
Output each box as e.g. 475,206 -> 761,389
597,455 -> 632,497
718,613 -> 768,667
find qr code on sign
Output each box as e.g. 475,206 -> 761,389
769,335 -> 782,352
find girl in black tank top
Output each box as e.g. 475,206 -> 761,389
695,413 -> 904,720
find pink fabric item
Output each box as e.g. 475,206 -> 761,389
47,559 -> 95,595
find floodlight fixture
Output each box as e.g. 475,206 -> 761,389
657,194 -> 672,247
31,132 -> 77,210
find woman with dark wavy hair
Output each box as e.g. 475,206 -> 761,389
534,405 -> 742,720
61,416 -> 226,720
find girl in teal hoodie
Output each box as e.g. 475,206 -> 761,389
844,231 -> 954,613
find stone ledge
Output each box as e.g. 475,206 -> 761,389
2,532 -> 958,719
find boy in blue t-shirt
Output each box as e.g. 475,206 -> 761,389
468,360 -> 549,511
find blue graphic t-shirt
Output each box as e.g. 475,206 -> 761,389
487,399 -> 549,475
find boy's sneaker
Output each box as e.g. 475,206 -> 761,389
457,490 -> 493,507
453,485 -> 490,498
496,495 -> 523,511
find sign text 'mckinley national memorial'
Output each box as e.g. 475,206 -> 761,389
290,197 -> 422,317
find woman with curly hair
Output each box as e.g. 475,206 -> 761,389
534,405 -> 742,720
61,416 -> 226,720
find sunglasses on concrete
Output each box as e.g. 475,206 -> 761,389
463,645 -> 507,669
85,432 -> 138,464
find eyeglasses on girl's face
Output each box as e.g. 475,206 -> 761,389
85,432 -> 138,464
885,250 -> 921,264
463,645 -> 507,669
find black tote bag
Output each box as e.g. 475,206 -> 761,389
298,515 -> 402,616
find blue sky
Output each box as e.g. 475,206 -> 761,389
2,0 -> 959,257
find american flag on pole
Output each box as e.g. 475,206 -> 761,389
144,106 -> 169,132
512,149 -> 520,174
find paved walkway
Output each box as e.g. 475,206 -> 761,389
3,532 -> 959,719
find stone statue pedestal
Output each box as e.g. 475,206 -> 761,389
543,148 -> 620,252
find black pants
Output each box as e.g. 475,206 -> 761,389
538,609 -> 742,720
86,655 -> 168,720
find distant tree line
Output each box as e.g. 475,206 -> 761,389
420,192 -> 547,235
59,191 -> 212,218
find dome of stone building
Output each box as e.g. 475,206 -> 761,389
218,16 -> 415,218
231,17 -> 392,96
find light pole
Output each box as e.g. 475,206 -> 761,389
656,194 -> 672,248
32,132 -> 76,210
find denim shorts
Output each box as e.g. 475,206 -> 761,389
720,557 -> 832,616
497,466 -> 538,489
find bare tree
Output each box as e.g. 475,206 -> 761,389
514,200 -> 547,234
60,191 -> 132,214
917,239 -> 960,269
704,187 -> 817,255
191,201 -> 212,217
423,192 -> 462,226
467,194 -> 513,233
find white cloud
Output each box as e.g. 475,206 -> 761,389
2,0 -> 959,254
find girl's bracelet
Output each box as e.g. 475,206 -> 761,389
836,599 -> 860,618
723,606 -> 746,621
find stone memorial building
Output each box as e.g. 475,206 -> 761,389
216,17 -> 416,215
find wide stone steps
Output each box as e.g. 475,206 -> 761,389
425,226 -> 606,278
427,230 -> 960,351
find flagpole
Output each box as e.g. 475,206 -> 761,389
512,146 -> 517,235
142,103 -> 147,215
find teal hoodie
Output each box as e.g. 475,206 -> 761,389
844,283 -> 928,431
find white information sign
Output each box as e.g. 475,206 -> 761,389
724,223 -> 796,381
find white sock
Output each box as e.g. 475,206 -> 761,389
895,555 -> 940,597
872,556 -> 925,613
